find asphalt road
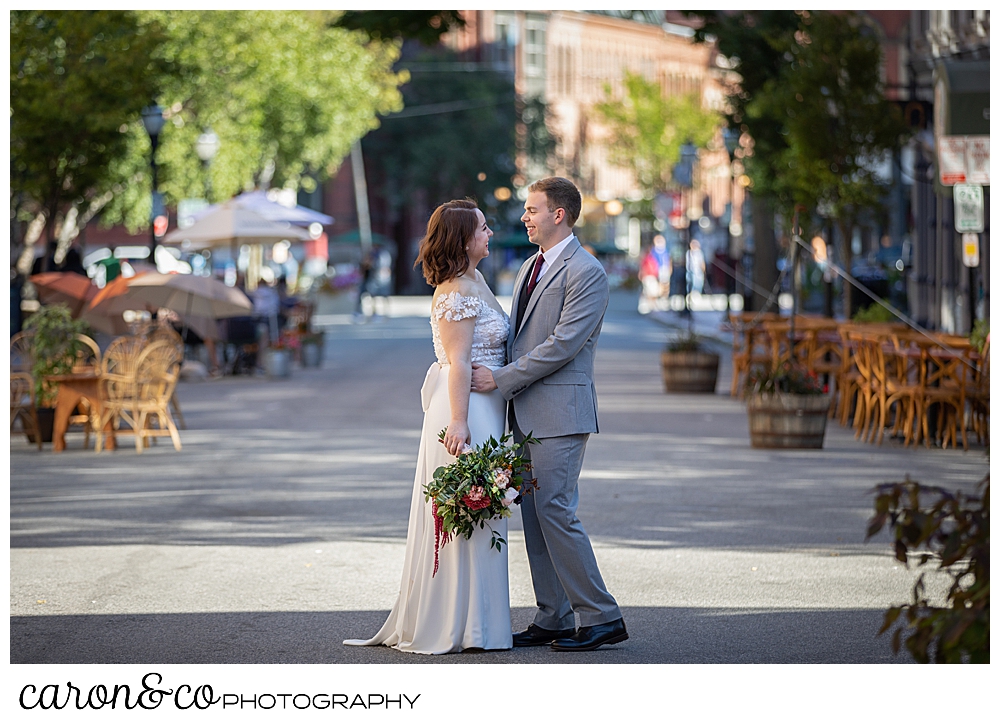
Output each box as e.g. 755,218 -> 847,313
8,291 -> 990,715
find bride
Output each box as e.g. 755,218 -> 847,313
344,198 -> 512,654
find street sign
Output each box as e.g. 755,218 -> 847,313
965,136 -> 990,185
962,233 -> 980,268
954,183 -> 984,233
938,136 -> 967,185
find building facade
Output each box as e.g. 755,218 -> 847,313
866,10 -> 990,333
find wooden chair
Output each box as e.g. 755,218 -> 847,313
728,312 -> 778,397
146,325 -> 186,429
967,340 -> 989,446
915,344 -> 973,451
96,339 -> 183,453
864,335 -> 922,446
10,372 -> 43,450
93,335 -> 146,453
10,330 -> 35,373
10,331 -> 43,449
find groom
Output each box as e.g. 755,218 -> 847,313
471,176 -> 626,652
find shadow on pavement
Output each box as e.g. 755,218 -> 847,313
11,606 -> 906,665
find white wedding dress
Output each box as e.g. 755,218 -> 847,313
344,291 -> 512,654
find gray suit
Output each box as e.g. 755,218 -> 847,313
493,237 -> 622,629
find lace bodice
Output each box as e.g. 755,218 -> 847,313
431,291 -> 509,369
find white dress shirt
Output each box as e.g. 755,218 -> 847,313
535,233 -> 576,281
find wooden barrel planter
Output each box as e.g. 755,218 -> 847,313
747,393 -> 831,448
660,351 -> 720,393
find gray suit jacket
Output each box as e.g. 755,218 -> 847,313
493,237 -> 609,438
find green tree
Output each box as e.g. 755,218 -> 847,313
11,9 -> 406,266
10,10 -> 173,269
363,47 -> 516,215
331,10 -> 465,46
99,10 -> 406,231
360,46 -> 517,291
685,10 -> 909,316
745,11 -> 909,316
594,72 -> 719,198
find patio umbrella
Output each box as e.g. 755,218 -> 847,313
88,272 -> 252,318
81,274 -> 148,335
29,272 -> 98,317
226,190 -> 333,226
162,202 -> 311,250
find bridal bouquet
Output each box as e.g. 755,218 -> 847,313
424,429 -> 539,576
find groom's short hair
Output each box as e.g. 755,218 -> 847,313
530,177 -> 581,228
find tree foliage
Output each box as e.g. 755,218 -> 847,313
867,476 -> 989,664
10,9 -> 407,252
684,10 -> 910,315
99,10 -> 406,231
362,47 -> 516,213
593,72 -> 719,196
10,10 -> 173,247
331,10 -> 465,46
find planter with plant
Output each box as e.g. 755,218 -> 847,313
264,333 -> 296,378
745,360 -> 829,448
21,303 -> 90,442
660,331 -> 720,393
297,327 -> 325,368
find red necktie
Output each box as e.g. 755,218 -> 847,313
525,253 -> 545,298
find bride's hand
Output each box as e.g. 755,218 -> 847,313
441,420 -> 471,457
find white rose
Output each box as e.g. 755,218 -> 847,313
494,468 -> 511,489
501,487 -> 519,507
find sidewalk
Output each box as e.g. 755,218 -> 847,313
9,290 -> 989,666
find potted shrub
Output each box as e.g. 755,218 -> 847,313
264,334 -> 295,378
299,330 -> 325,368
21,303 -> 90,442
745,360 -> 830,448
660,331 -> 720,393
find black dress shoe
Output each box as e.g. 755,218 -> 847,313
550,618 -> 628,652
512,623 -> 576,647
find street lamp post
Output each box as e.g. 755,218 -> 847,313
141,104 -> 166,260
195,128 -> 220,200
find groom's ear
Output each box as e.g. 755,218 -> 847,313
553,207 -> 565,225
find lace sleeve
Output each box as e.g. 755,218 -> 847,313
432,291 -> 482,322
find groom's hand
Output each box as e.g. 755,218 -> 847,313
470,363 -> 498,392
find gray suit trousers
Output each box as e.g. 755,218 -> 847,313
513,414 -> 622,629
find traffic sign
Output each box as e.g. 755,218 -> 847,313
965,136 -> 990,185
938,136 -> 967,185
954,184 -> 984,233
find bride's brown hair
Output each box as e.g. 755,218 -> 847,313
414,198 -> 480,286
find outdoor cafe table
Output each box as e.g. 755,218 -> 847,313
46,369 -> 116,452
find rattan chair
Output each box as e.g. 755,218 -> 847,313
10,372 -> 43,450
96,339 -> 183,453
93,335 -> 146,453
146,325 -> 186,429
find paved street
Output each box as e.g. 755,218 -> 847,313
10,291 -> 989,667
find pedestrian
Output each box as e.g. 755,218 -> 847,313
687,238 -> 707,295
470,176 -> 627,652
638,234 -> 671,312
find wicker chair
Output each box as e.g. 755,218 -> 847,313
146,325 -> 186,429
10,331 -> 42,449
93,335 -> 145,452
10,372 -> 43,450
96,339 -> 183,453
